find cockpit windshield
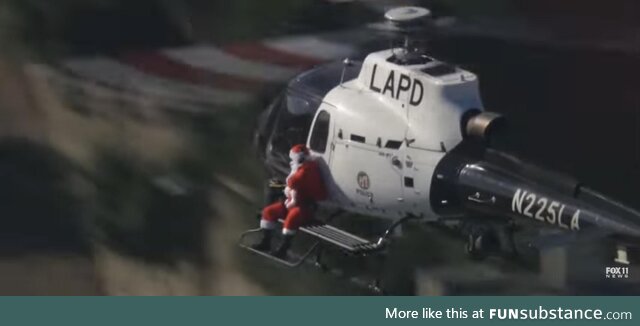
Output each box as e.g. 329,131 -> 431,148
262,60 -> 362,176
269,90 -> 320,160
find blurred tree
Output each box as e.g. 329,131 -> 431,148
0,0 -> 186,57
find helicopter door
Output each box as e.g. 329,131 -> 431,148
308,106 -> 334,165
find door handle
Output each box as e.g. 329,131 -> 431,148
467,192 -> 496,205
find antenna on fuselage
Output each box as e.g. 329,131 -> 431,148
339,57 -> 354,87
384,6 -> 433,65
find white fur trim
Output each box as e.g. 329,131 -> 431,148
289,152 -> 304,162
282,228 -> 297,236
260,220 -> 277,230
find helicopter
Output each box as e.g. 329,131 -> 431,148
240,6 -> 640,290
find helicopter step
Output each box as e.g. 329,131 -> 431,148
301,222 -> 381,254
239,219 -> 383,268
239,213 -> 421,294
239,213 -> 420,265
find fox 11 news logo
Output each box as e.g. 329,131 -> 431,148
605,267 -> 630,279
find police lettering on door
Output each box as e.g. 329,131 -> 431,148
369,64 -> 423,106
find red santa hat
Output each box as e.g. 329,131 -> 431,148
289,144 -> 309,162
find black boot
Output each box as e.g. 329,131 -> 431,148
251,229 -> 273,251
271,234 -> 294,259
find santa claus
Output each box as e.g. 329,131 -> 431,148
252,144 -> 327,258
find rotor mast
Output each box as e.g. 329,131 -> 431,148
384,6 -> 432,64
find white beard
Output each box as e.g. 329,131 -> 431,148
287,161 -> 302,182
284,160 -> 302,199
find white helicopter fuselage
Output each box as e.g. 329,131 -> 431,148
307,49 -> 484,220
247,6 -> 640,271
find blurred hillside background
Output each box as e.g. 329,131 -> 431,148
0,0 -> 638,295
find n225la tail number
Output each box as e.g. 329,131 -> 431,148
511,189 -> 581,231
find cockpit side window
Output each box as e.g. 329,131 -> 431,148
309,110 -> 331,153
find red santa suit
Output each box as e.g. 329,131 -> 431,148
260,144 -> 327,235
